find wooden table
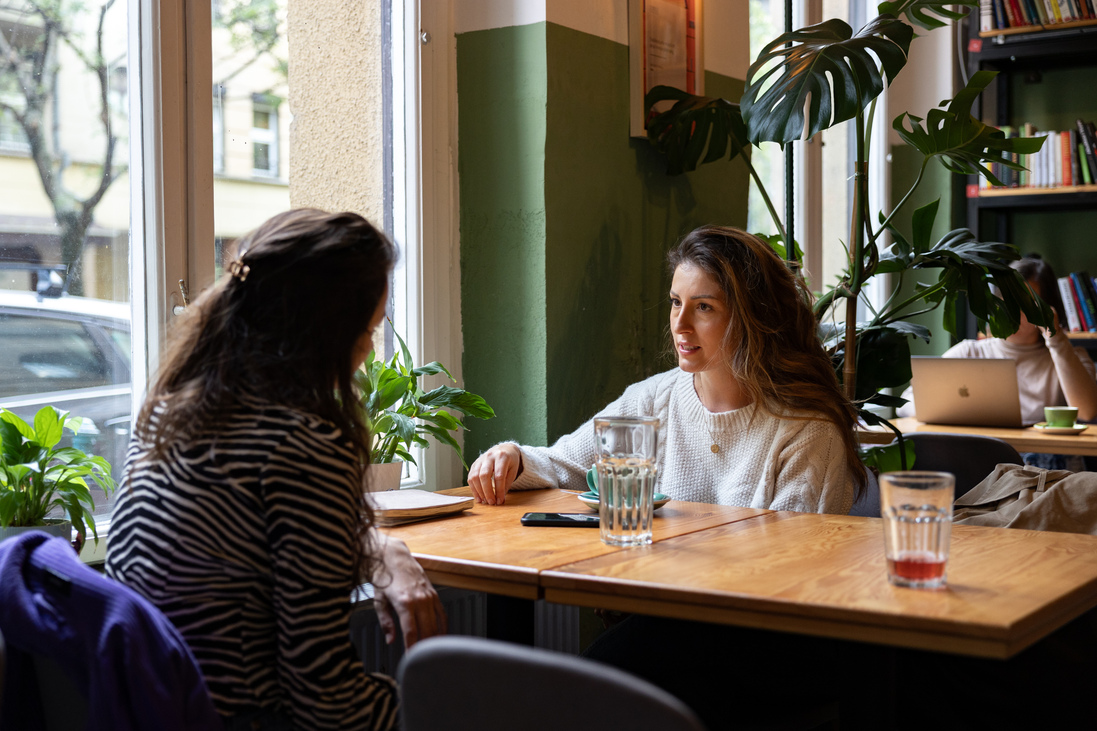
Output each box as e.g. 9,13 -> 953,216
859,416 -> 1097,456
381,487 -> 768,599
542,511 -> 1097,659
385,489 -> 1097,659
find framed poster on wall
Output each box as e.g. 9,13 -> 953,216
629,0 -> 704,138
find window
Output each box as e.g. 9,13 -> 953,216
748,0 -> 889,317
0,0 -> 133,536
387,0 -> 463,491
0,97 -> 29,152
213,85 -> 225,173
251,96 -> 279,177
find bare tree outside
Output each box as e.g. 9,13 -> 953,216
0,0 -> 125,296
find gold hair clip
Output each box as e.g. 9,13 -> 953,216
228,260 -> 251,282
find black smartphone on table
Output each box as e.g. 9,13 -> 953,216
520,512 -> 600,527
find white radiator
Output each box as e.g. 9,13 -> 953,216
350,588 -> 581,675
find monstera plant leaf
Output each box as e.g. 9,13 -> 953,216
878,0 -> 975,30
742,16 -> 913,145
644,86 -> 749,176
878,204 -> 1053,339
894,71 -> 1045,187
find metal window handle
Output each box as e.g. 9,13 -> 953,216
173,279 -> 191,316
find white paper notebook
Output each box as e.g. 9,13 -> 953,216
369,489 -> 474,526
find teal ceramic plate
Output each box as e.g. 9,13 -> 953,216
577,491 -> 671,511
1032,421 -> 1088,435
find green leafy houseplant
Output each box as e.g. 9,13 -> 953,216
355,325 -> 495,467
645,0 -> 1051,468
0,406 -> 116,545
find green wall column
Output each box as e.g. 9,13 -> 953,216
459,22 -> 749,466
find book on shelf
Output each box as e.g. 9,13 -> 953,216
979,119 -> 1097,193
1078,119 -> 1097,184
1070,272 -> 1097,331
1064,130 -> 1077,187
980,0 -> 1097,29
1058,277 -> 1083,332
369,488 -> 475,526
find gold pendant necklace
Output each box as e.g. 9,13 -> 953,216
694,375 -> 721,454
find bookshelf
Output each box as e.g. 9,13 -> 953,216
964,19 -> 1097,346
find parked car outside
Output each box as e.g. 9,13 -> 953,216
0,289 -> 131,518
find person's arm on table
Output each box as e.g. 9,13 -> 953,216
468,378 -> 655,505
1043,326 -> 1097,421
370,532 -> 447,647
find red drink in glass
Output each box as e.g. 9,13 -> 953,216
888,553 -> 947,582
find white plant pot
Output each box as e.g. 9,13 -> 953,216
366,461 -> 404,492
0,519 -> 73,544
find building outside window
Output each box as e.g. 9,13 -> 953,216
250,94 -> 279,177
0,93 -> 29,152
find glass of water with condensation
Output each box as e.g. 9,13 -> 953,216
594,416 -> 659,546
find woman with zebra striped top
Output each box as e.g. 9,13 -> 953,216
106,209 -> 446,730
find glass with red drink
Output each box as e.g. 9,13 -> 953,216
880,471 -> 954,589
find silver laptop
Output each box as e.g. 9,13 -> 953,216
909,357 -> 1024,427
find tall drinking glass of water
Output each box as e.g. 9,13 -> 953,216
594,416 -> 659,546
880,471 -> 955,589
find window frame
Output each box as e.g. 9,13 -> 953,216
145,0 -> 461,487
389,0 -> 463,492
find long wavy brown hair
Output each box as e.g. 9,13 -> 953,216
136,208 -> 397,579
668,225 -> 867,490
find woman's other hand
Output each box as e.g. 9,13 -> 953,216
467,443 -> 523,505
372,534 -> 447,648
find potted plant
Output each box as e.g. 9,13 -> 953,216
355,324 -> 495,491
644,0 -> 1049,469
0,406 -> 116,548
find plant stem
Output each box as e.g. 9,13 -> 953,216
875,158 -> 929,238
843,111 -> 869,401
876,279 -> 948,324
735,138 -> 788,250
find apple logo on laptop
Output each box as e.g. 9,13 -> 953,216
958,385 -> 970,398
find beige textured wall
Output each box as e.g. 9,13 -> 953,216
287,0 -> 384,223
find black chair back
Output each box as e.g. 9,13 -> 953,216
397,635 -> 707,731
904,432 -> 1024,499
850,432 -> 1025,517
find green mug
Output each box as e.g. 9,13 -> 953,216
1044,406 -> 1079,428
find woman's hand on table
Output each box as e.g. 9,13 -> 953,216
372,534 -> 447,648
467,443 -> 523,505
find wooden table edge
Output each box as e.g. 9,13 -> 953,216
540,586 -> 1016,658
858,419 -> 1097,456
540,563 -> 1097,659
422,568 -> 542,600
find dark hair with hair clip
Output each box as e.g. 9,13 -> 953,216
136,208 -> 397,580
667,225 -> 866,491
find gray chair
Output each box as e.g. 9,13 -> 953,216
850,432 -> 1024,517
397,635 -> 707,731
903,432 -> 1024,499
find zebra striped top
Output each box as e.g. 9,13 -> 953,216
106,397 -> 397,730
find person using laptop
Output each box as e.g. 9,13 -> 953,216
899,256 -> 1097,466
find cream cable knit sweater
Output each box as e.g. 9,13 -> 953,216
508,368 -> 855,515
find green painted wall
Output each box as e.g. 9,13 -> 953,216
458,21 -> 748,461
889,144 -> 956,357
457,23 -> 550,449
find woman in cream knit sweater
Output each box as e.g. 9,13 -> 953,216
467,225 -> 865,514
